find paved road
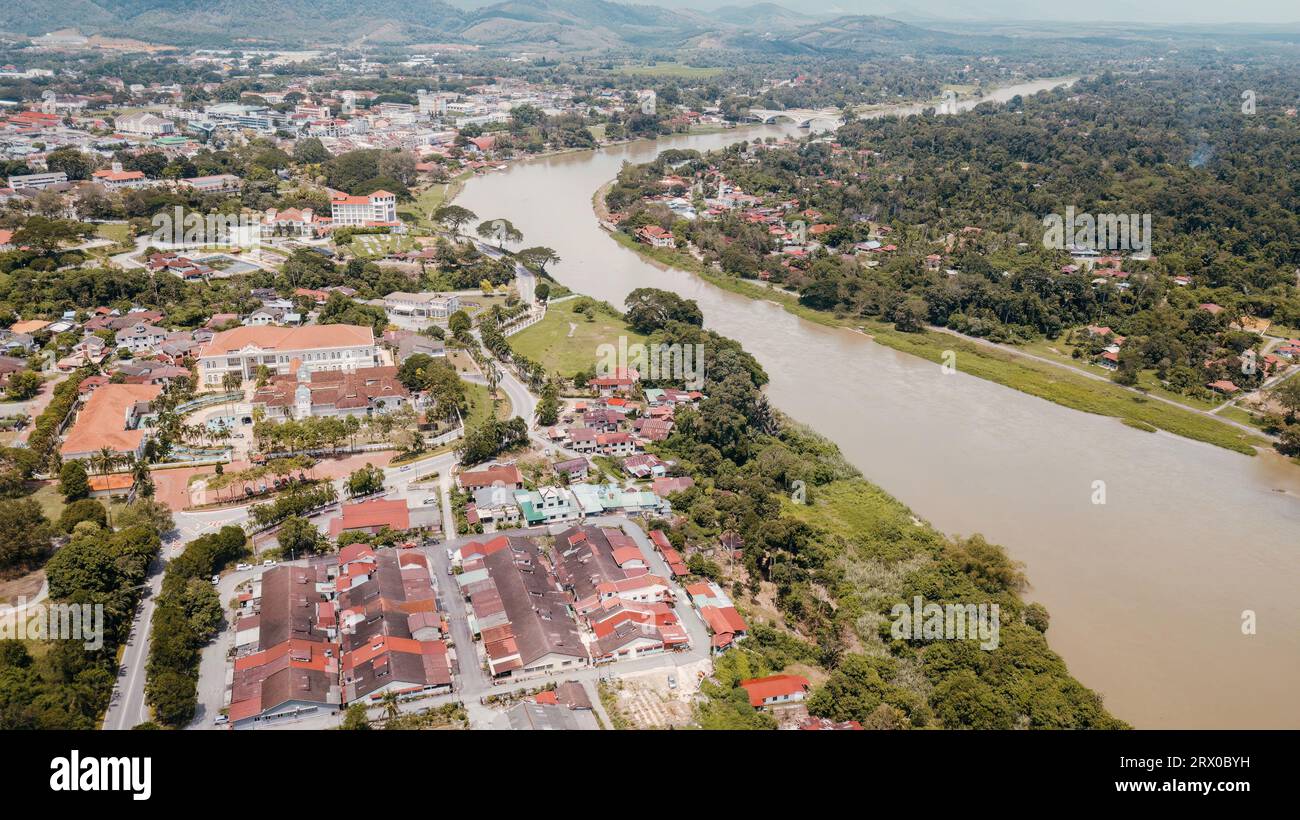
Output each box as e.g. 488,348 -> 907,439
475,240 -> 536,306
102,533 -> 187,730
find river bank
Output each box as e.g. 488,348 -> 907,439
593,204 -> 1269,457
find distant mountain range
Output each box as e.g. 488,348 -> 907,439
0,0 -> 981,51
2,0 -> 1295,48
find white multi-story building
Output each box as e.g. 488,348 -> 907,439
8,171 -> 67,190
196,324 -> 380,386
91,162 -> 150,190
182,174 -> 242,194
382,291 -> 460,320
417,90 -> 448,117
115,111 -> 176,136
329,190 -> 397,226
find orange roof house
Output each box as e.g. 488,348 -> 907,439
739,674 -> 811,709
457,464 -> 523,491
8,319 -> 50,335
88,473 -> 134,496
59,383 -> 161,460
329,498 -> 411,537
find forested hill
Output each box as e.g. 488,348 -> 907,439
1,1 -> 968,50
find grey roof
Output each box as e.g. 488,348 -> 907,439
504,702 -> 582,731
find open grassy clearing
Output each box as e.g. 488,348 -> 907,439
508,297 -> 649,377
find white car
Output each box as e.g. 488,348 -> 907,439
213,714 -> 229,725
236,563 -> 252,571
262,560 -> 276,567
211,575 -> 220,586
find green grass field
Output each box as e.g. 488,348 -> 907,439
509,298 -> 649,377
30,481 -> 128,526
398,169 -> 476,228
94,223 -> 134,244
614,63 -> 725,79
464,380 -> 512,427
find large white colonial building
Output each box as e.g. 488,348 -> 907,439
329,190 -> 398,226
197,324 -> 380,387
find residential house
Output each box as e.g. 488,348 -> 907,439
652,476 -> 694,497
114,322 -> 169,354
513,486 -> 579,525
552,457 -> 589,482
622,454 -> 666,479
471,485 -> 521,525
687,581 -> 749,652
635,225 -> 675,248
458,464 -> 523,492
739,674 -> 811,709
329,498 -> 411,538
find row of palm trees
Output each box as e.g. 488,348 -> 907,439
87,447 -> 155,499
198,455 -> 316,504
251,407 -> 422,456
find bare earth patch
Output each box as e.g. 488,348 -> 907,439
0,570 -> 46,607
610,659 -> 710,728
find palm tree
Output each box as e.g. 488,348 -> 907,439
380,691 -> 400,721
132,457 -> 154,499
221,371 -> 242,414
94,447 -> 117,476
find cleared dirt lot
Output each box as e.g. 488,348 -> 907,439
606,658 -> 711,729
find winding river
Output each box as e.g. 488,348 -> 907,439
457,79 -> 1300,728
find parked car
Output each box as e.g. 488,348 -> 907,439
211,575 -> 220,586
262,560 -> 276,567
213,714 -> 229,725
236,563 -> 252,571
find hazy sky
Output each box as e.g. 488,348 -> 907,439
642,0 -> 1300,25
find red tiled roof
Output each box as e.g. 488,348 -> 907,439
331,498 -> 410,534
739,674 -> 810,707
